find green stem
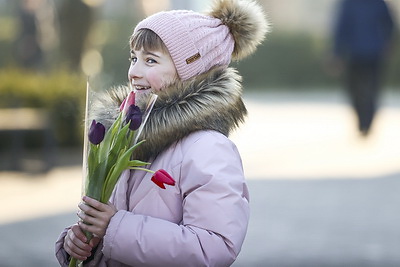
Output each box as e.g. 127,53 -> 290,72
129,167 -> 155,173
68,256 -> 79,267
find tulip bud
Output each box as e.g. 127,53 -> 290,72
88,120 -> 106,145
125,105 -> 142,131
120,91 -> 136,112
151,169 -> 175,189
119,98 -> 126,112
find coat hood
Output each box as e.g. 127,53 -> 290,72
91,66 -> 247,161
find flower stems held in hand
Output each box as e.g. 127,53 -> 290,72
69,89 -> 174,266
69,90 -> 153,267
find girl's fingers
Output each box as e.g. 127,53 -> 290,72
107,201 -> 117,210
78,202 -> 99,217
78,221 -> 104,238
77,196 -> 118,238
89,236 -> 101,248
77,210 -> 96,225
82,196 -> 105,211
64,227 -> 92,260
65,238 -> 91,261
70,224 -> 89,244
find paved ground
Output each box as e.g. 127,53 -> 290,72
1,90 -> 399,267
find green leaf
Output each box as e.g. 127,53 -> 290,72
100,140 -> 146,203
86,158 -> 108,200
98,113 -> 122,163
128,160 -> 150,167
86,145 -> 105,197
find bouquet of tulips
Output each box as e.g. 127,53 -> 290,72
69,85 -> 174,267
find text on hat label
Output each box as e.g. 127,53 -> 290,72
186,53 -> 201,64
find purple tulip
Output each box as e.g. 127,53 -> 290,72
125,105 -> 142,131
88,120 -> 105,145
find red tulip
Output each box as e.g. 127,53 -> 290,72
120,91 -> 136,112
151,169 -> 175,189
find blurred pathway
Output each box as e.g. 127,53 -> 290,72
231,89 -> 400,180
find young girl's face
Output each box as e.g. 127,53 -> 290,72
128,48 -> 177,96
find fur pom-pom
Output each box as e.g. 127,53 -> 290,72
209,0 -> 270,60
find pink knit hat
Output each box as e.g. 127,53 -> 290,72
134,0 -> 269,81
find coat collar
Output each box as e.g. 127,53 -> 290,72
92,66 -> 247,161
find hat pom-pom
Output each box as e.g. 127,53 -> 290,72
209,0 -> 270,60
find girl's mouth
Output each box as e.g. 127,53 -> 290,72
129,80 -> 151,91
134,85 -> 151,90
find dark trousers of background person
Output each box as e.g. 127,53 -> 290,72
345,57 -> 382,136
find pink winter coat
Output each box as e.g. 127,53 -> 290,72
55,130 -> 250,267
56,65 -> 251,266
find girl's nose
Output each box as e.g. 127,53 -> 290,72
128,62 -> 142,81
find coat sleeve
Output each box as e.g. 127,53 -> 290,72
102,131 -> 250,267
55,226 -> 72,267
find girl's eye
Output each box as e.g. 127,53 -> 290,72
146,58 -> 157,64
128,56 -> 137,63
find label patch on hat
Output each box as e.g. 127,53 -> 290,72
186,53 -> 201,64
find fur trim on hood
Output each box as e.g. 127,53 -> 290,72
91,66 -> 247,161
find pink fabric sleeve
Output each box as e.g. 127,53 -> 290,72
54,226 -> 72,267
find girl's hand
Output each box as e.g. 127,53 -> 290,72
64,224 -> 99,261
77,196 -> 117,238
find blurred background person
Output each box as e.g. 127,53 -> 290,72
331,0 -> 395,137
14,0 -> 44,69
13,0 -> 58,71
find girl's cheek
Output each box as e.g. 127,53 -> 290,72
147,71 -> 164,91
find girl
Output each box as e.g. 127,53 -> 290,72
56,0 -> 268,266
